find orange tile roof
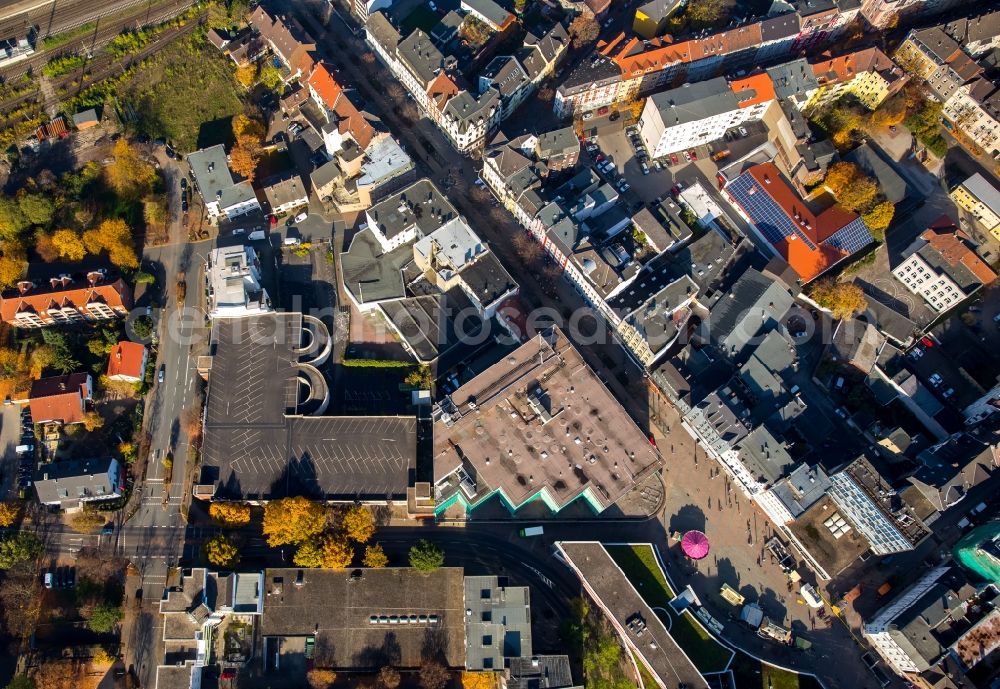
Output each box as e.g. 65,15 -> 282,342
29,373 -> 90,424
308,63 -> 343,111
0,277 -> 131,323
921,217 -> 998,285
426,72 -> 460,111
107,341 -> 146,381
739,163 -> 862,281
729,73 -> 776,107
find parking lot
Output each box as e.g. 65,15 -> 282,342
1,404 -> 34,501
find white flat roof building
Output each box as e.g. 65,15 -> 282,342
206,245 -> 272,319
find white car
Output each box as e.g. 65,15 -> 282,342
294,211 -> 308,223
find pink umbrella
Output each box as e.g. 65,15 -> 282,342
681,530 -> 710,560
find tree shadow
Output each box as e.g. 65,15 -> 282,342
353,630 -> 401,669
421,625 -> 450,664
667,503 -> 706,534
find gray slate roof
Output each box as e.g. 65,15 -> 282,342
647,78 -> 740,127
35,458 -> 118,507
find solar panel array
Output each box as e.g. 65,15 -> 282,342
823,217 -> 874,255
726,173 -> 817,250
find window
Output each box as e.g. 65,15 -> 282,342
482,635 -> 492,646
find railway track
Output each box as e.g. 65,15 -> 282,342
0,12 -> 202,128
0,0 -> 195,80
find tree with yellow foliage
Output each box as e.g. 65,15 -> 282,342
341,505 -> 375,543
51,229 -> 87,261
362,543 -> 389,568
82,411 -> 104,432
293,533 -> 354,569
105,139 -> 157,199
235,63 -> 257,88
307,669 -> 337,689
0,501 -> 19,527
232,114 -> 265,141
810,280 -> 868,321
862,201 -> 895,241
262,496 -> 326,546
82,219 -> 138,269
209,502 -> 252,527
204,533 -> 240,567
461,671 -> 499,689
823,162 -> 878,213
228,142 -> 260,182
0,253 -> 26,289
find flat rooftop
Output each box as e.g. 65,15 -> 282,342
557,542 -> 708,689
260,567 -> 466,669
200,314 -> 416,500
433,328 -> 663,512
787,495 -> 869,578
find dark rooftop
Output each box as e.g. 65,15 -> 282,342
201,314 -> 416,500
260,567 -> 466,669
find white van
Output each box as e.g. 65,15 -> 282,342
283,236 -> 301,246
248,230 -> 266,241
294,211 -> 308,223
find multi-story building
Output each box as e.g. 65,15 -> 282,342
943,10 -> 1000,57
34,458 -> 121,511
460,0 -> 515,31
942,80 -> 1000,160
247,6 -> 316,80
29,373 -> 93,425
863,566 -> 966,674
891,217 -> 997,312
187,144 -> 261,221
637,75 -> 773,158
205,246 -> 272,319
860,0 -> 920,29
632,0 -> 681,39
827,455 -> 928,555
893,27 -> 982,101
366,11 -> 566,152
553,8 -> 860,119
724,162 -> 874,283
804,47 -> 904,111
951,173 -> 1000,240
0,273 -> 132,328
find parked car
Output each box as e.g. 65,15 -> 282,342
294,211 -> 308,223
180,178 -> 187,190
44,572 -> 53,589
670,153 -> 679,164
640,161 -> 650,175
158,365 -> 165,383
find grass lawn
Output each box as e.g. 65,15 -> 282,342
606,544 -> 733,674
631,651 -> 658,689
123,36 -> 246,150
762,665 -> 800,689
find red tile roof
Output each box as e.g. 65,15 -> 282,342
308,63 -> 343,111
0,277 -> 132,324
737,163 -> 863,281
29,373 -> 91,424
921,217 -> 998,285
107,341 -> 147,381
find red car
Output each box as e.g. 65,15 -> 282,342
689,149 -> 698,160
595,153 -> 606,162
920,336 -> 935,348
670,153 -> 679,164
597,106 -> 609,116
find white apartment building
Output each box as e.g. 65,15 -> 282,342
187,145 -> 261,221
943,80 -> 1000,159
863,566 -> 952,674
206,245 -> 272,319
892,221 -> 997,312
638,77 -> 769,158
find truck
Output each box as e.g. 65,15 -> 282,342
519,526 -> 544,537
248,230 -> 266,241
711,149 -> 731,161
